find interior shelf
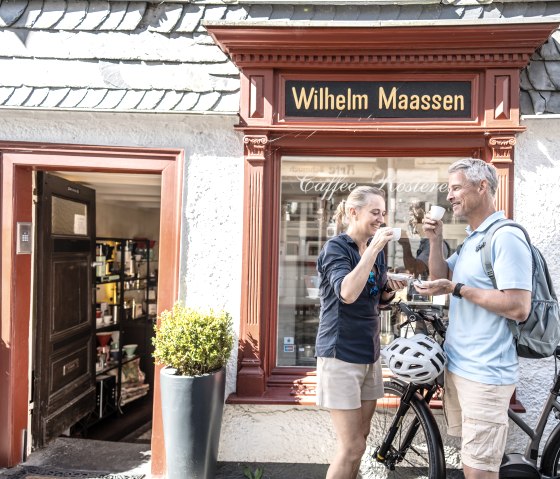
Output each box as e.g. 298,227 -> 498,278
79,237 -> 158,431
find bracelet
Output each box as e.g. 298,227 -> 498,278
383,284 -> 395,294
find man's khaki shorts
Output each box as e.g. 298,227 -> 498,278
443,369 -> 515,472
316,357 -> 384,410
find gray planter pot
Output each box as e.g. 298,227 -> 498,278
160,366 -> 226,479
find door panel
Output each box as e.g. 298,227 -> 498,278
52,254 -> 90,334
33,172 -> 96,447
50,345 -> 90,393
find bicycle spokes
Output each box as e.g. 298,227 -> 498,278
368,381 -> 445,479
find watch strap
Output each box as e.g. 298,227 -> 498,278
452,282 -> 464,298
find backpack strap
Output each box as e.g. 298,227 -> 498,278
478,219 -> 532,340
480,219 -> 532,288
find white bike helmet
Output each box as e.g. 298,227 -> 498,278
381,334 -> 447,384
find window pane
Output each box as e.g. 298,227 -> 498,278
276,156 -> 468,367
52,196 -> 88,236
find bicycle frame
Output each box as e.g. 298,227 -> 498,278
376,379 -> 440,468
507,367 -> 560,467
375,301 -> 446,474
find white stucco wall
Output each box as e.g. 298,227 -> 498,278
0,108 -> 245,394
1,110 -> 558,471
509,116 -> 560,453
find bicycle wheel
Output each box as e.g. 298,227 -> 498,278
363,380 -> 446,479
540,423 -> 560,477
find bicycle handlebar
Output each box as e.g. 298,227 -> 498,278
396,300 -> 447,339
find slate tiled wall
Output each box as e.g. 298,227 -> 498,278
0,1 -> 559,114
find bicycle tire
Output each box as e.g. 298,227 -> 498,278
364,380 -> 446,479
540,422 -> 560,476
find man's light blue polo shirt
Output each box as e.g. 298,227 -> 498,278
445,211 -> 532,385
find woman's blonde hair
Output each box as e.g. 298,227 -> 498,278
333,186 -> 385,232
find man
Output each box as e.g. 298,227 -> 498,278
414,158 -> 532,479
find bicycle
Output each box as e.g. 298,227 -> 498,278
367,300 -> 560,479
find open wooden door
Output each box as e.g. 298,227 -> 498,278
33,172 -> 96,447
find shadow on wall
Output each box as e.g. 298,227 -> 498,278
238,332 -> 259,371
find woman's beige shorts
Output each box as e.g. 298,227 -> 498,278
443,369 -> 515,472
316,357 -> 384,410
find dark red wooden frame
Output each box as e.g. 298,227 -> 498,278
206,22 -> 559,404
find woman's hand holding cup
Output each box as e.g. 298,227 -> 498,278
369,226 -> 394,251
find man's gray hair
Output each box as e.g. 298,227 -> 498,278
448,158 -> 498,196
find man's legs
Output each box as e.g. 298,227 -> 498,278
446,371 -> 514,479
463,464 -> 498,479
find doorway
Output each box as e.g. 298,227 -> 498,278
0,143 -> 183,469
32,171 -> 164,445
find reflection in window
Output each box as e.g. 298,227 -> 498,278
276,156 -> 468,367
52,196 -> 88,236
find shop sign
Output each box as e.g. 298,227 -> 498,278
282,160 -> 449,201
285,80 -> 471,119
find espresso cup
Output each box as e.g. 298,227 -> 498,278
391,227 -> 402,241
429,205 -> 446,221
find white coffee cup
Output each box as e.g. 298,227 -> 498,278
391,227 -> 402,241
429,205 -> 446,221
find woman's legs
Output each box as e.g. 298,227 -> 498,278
354,400 -> 377,478
360,399 -> 377,439
327,400 -> 377,479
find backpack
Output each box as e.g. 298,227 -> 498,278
475,219 -> 560,359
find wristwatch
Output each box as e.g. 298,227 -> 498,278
452,282 -> 465,298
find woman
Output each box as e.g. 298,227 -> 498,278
315,186 -> 407,479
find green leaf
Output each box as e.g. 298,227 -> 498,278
152,302 -> 234,376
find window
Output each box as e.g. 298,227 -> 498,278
52,196 -> 88,236
276,156 -> 468,368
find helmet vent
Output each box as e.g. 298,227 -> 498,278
381,334 -> 447,384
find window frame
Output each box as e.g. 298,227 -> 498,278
229,136 -> 509,405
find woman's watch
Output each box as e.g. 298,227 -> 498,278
452,282 -> 465,298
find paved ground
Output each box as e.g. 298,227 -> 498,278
217,462 -> 465,478
0,436 -> 465,479
0,438 -> 151,478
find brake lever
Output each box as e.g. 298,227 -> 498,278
397,301 -> 424,323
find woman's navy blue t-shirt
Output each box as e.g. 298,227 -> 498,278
315,233 -> 387,364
